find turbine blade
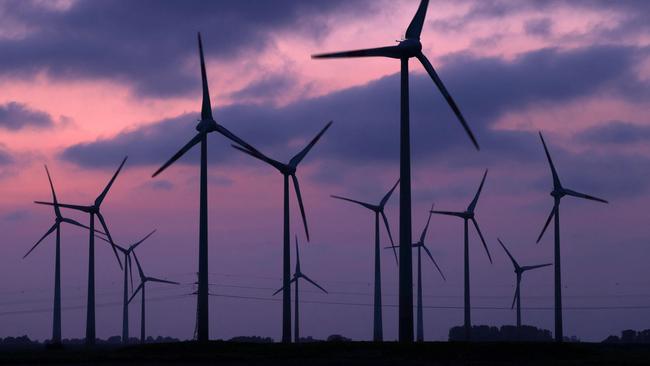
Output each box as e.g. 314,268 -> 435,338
215,125 -> 259,154
95,156 -> 128,207
330,195 -> 376,211
146,277 -> 180,285
197,32 -> 213,121
379,179 -> 400,208
497,238 -> 519,270
431,210 -> 464,218
381,211 -> 398,265
24,223 -> 57,258
128,255 -> 134,293
60,217 -> 92,232
467,169 -> 488,213
133,251 -> 146,281
43,165 -> 62,218
417,52 -> 479,150
289,121 -> 333,168
419,205 -> 435,244
295,235 -> 301,273
152,133 -> 203,177
405,0 -> 429,40
301,274 -> 328,294
536,205 -> 556,243
422,245 -> 446,281
511,281 -> 519,310
291,174 -> 310,242
128,283 -> 143,304
272,277 -> 297,296
521,263 -> 552,272
96,212 -> 123,270
538,132 -> 561,189
563,188 -> 608,204
471,218 -> 492,263
131,229 -> 156,251
231,144 -> 283,171
312,45 -> 402,59
34,201 -> 90,212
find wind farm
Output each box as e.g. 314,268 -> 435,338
0,0 -> 647,364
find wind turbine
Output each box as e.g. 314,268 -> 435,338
35,157 -> 126,346
312,0 -> 479,342
536,132 -> 608,342
330,179 -> 399,342
99,230 -> 156,344
23,165 -> 90,345
431,170 -> 491,341
151,33 -> 258,343
497,238 -> 551,333
231,120 -> 332,343
129,251 -> 179,344
273,236 -> 327,343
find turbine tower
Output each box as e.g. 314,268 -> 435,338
99,230 -> 156,344
36,157 -> 126,346
151,33 -> 257,343
23,165 -> 90,345
431,170 -> 492,341
129,251 -> 179,344
273,236 -> 327,343
497,238 -> 550,333
536,132 -> 608,342
231,121 -> 332,343
331,179 -> 399,342
312,0 -> 479,341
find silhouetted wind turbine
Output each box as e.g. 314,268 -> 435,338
536,132 -> 608,342
231,121 -> 332,343
431,170 -> 491,341
99,230 -> 156,344
331,179 -> 399,342
498,238 -> 550,332
129,251 -> 179,344
23,165 -> 90,345
151,33 -> 257,343
312,0 -> 479,342
273,236 -> 327,343
36,157 -> 126,346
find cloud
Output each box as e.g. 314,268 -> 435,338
0,144 -> 15,166
576,121 -> 650,145
524,18 -> 553,37
0,102 -> 54,130
0,0 -> 374,98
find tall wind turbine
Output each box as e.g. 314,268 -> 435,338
312,0 -> 479,341
497,238 -> 550,332
129,251 -> 179,344
151,33 -> 257,343
536,132 -> 608,342
23,165 -> 90,345
231,121 -> 332,343
99,230 -> 156,344
273,236 -> 327,343
431,170 -> 491,341
331,179 -> 399,342
36,157 -> 126,346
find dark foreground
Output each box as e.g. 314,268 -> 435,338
1,341 -> 649,365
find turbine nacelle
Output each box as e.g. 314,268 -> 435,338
196,119 -> 218,133
397,39 -> 422,58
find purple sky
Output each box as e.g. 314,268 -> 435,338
0,0 -> 649,342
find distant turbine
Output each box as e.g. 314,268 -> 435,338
331,179 -> 399,342
312,0 -> 479,342
129,251 -> 179,344
36,157 -> 126,346
387,206 -> 446,342
23,165 -> 90,345
151,33 -> 257,343
273,236 -> 327,343
99,230 -> 156,344
231,121 -> 332,343
497,238 -> 551,332
536,132 -> 608,342
431,170 -> 492,341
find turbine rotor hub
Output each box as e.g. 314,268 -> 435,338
399,39 -> 422,57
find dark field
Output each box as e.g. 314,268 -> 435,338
1,342 -> 649,365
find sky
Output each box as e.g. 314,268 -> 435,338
0,0 -> 649,342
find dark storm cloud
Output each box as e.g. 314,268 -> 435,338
60,44 -> 649,198
0,102 -> 54,130
0,0 -> 374,98
577,121 -> 650,145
